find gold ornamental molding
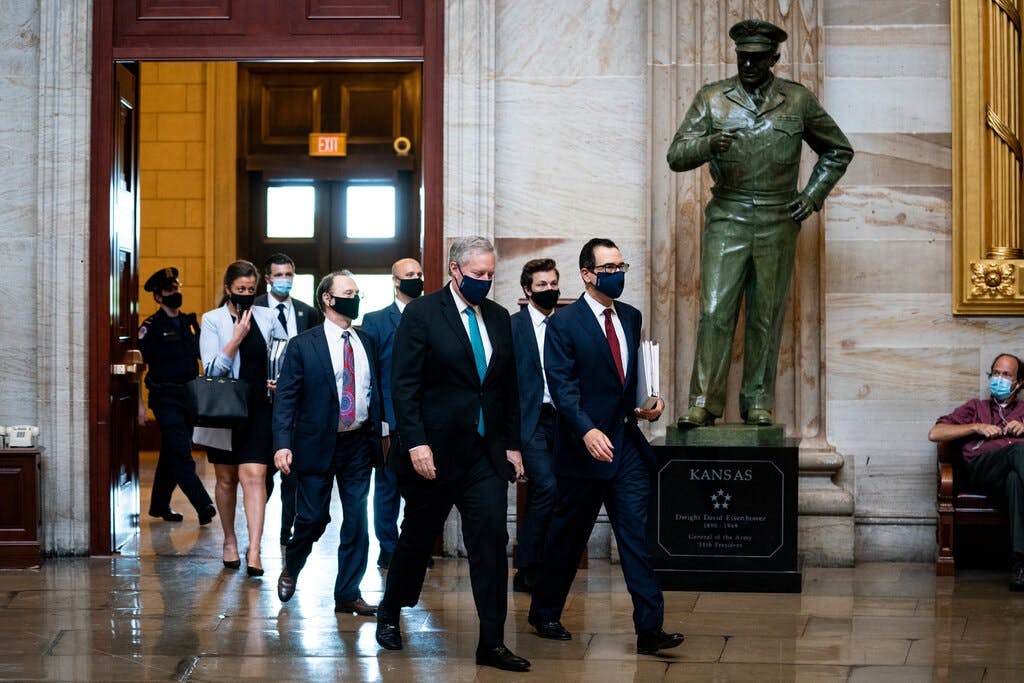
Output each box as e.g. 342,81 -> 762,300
970,261 -> 1016,297
952,0 -> 1024,313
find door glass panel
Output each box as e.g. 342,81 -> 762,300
267,185 -> 315,238
346,185 -> 395,239
348,273 -> 396,325
292,273 -> 317,311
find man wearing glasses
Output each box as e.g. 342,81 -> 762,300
929,353 -> 1024,590
527,238 -> 683,655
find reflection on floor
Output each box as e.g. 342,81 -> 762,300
1,450 -> 1024,681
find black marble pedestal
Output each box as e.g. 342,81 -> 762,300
649,429 -> 801,592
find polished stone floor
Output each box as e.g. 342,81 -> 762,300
2,452 -> 1024,681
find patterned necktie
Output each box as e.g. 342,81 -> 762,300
339,330 -> 356,428
465,308 -> 487,437
604,309 -> 625,385
276,303 -> 288,334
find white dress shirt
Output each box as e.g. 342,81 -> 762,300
583,291 -> 628,378
323,318 -> 371,431
527,303 -> 552,404
269,295 -> 297,339
449,281 -> 493,365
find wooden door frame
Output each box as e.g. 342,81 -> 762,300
88,1 -> 444,554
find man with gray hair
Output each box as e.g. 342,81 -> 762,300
375,236 -> 529,672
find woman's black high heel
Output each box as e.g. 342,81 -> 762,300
246,548 -> 263,577
223,558 -> 241,570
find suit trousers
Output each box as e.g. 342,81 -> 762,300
530,435 -> 664,634
689,198 -> 799,418
381,443 -> 509,648
373,436 -> 401,553
515,410 -> 557,569
968,441 -> 1024,555
285,429 -> 374,602
149,390 -> 212,515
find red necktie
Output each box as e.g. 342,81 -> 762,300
604,309 -> 624,385
339,330 -> 356,428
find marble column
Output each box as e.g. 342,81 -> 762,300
36,0 -> 93,554
650,0 -> 853,565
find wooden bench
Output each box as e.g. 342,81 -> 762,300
936,440 -> 1010,575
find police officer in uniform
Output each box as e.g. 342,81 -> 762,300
138,267 -> 216,525
667,19 -> 853,428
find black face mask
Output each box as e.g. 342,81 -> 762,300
230,293 -> 255,313
397,277 -> 424,299
328,295 -> 360,320
529,288 -> 560,312
160,292 -> 183,310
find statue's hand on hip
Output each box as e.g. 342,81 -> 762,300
788,193 -> 815,222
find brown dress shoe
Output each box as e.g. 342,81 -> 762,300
277,568 -> 296,602
336,597 -> 377,616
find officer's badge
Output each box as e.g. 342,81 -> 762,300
138,325 -> 148,339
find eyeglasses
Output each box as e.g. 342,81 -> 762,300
591,263 -> 630,274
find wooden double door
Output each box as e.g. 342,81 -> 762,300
89,0 -> 443,554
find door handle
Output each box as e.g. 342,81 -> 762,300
112,349 -> 146,382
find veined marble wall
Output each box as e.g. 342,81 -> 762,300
822,0 -> 1017,561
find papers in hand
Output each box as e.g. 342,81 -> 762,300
636,340 -> 660,410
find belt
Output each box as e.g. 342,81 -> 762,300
540,403 -> 556,418
711,186 -> 796,206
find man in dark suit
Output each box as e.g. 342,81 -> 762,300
272,270 -> 384,617
360,257 -> 423,570
375,236 -> 530,672
510,258 -> 560,593
255,252 -> 321,546
527,238 -> 684,655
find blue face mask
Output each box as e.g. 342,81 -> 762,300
456,265 -> 492,305
270,278 -> 293,297
592,270 -> 625,299
990,375 -> 1016,401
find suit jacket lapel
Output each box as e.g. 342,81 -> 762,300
616,302 -> 636,391
440,287 -> 477,378
577,296 -> 623,386
388,302 -> 402,332
480,301 -> 505,385
311,326 -> 340,405
517,311 -> 542,373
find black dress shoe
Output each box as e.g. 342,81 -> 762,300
277,568 -> 296,602
375,610 -> 403,650
528,616 -> 571,640
149,509 -> 183,522
1011,562 -> 1024,591
198,504 -> 216,526
636,629 -> 685,655
336,597 -> 377,616
377,549 -> 393,569
512,568 -> 533,594
475,645 -> 531,672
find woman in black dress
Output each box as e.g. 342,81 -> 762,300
198,260 -> 286,576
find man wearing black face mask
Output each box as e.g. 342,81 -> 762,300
273,270 -> 386,616
528,238 -> 682,656
376,236 -> 529,672
361,257 -> 423,571
137,267 -> 216,526
510,258 -> 560,593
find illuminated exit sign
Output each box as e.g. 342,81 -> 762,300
308,133 -> 347,157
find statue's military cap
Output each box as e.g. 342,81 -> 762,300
144,267 -> 180,293
729,19 -> 787,53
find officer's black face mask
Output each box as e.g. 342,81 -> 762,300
160,292 -> 183,310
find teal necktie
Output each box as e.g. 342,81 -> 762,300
465,308 -> 487,436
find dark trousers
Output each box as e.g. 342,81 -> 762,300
149,392 -> 212,515
968,441 -> 1024,555
373,437 -> 401,553
380,448 -> 509,649
529,436 -> 664,634
515,410 -> 557,569
285,429 -> 374,602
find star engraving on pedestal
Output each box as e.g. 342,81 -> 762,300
710,488 -> 732,510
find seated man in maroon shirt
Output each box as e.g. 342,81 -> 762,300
929,352 -> 1024,590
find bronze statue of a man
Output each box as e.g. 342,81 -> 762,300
667,19 -> 853,428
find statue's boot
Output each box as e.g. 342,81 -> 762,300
744,408 -> 773,426
677,406 -> 714,429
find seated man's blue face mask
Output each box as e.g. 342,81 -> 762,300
990,375 -> 1015,401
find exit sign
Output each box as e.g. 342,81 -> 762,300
308,133 -> 347,157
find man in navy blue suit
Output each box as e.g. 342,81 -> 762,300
272,270 -> 385,617
510,258 -> 560,593
527,238 -> 684,655
361,257 -> 423,570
